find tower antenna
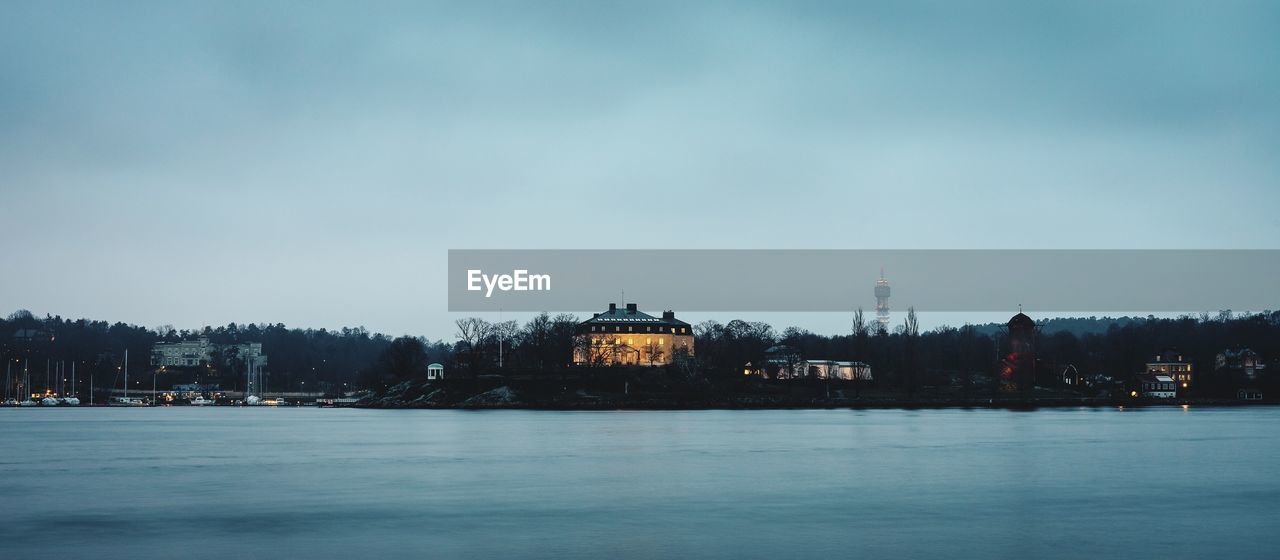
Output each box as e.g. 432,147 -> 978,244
875,268 -> 891,329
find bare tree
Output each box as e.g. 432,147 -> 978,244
903,307 -> 920,397
454,317 -> 492,373
643,340 -> 665,365
852,307 -> 869,397
574,333 -> 613,366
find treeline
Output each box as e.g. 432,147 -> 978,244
7,308 -> 1280,397
0,310 -> 445,394
691,309 -> 1280,396
393,309 -> 1280,398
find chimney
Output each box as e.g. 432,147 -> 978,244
626,303 -> 637,314
609,303 -> 616,312
593,313 -> 600,318
662,310 -> 675,320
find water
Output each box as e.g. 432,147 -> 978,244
2,406 -> 1278,559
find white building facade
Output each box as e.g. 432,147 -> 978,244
152,337 -> 268,368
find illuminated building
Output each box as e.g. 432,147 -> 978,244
574,303 -> 693,366
1133,374 -> 1176,398
791,360 -> 872,381
746,345 -> 872,380
1146,350 -> 1193,392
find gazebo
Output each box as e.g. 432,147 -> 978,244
426,363 -> 444,381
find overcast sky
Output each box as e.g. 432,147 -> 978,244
2,0 -> 1277,339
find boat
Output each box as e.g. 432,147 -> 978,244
19,399 -> 38,407
108,349 -> 146,407
189,395 -> 213,406
41,396 -> 60,406
60,396 -> 81,406
2,398 -> 18,407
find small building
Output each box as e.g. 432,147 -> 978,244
574,303 -> 694,366
427,363 -> 445,380
1133,374 -> 1176,398
1237,389 -> 1264,401
173,383 -> 221,392
1058,364 -> 1083,386
1216,348 -> 1265,380
1146,350 -> 1193,392
801,360 -> 872,381
749,346 -> 872,381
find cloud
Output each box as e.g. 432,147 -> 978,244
1,0 -> 1277,336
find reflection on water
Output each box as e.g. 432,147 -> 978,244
2,407 -> 1278,559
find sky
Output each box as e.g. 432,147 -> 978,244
1,0 -> 1278,339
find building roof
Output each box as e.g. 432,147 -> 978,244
1007,312 -> 1035,328
1136,373 -> 1174,383
12,328 -> 52,340
1149,349 -> 1186,363
579,303 -> 690,328
427,363 -> 444,369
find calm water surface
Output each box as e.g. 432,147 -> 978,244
2,406 -> 1278,559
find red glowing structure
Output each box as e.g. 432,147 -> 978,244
1000,309 -> 1038,392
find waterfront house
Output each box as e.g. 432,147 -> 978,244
1146,350 -> 1193,393
748,346 -> 872,381
1216,348 -> 1265,380
574,303 -> 694,366
801,360 -> 872,381
1133,374 -> 1176,398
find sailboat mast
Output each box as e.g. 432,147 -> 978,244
124,349 -> 129,399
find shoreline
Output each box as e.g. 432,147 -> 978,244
356,397 -> 1278,411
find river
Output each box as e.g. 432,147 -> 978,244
2,406 -> 1277,559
